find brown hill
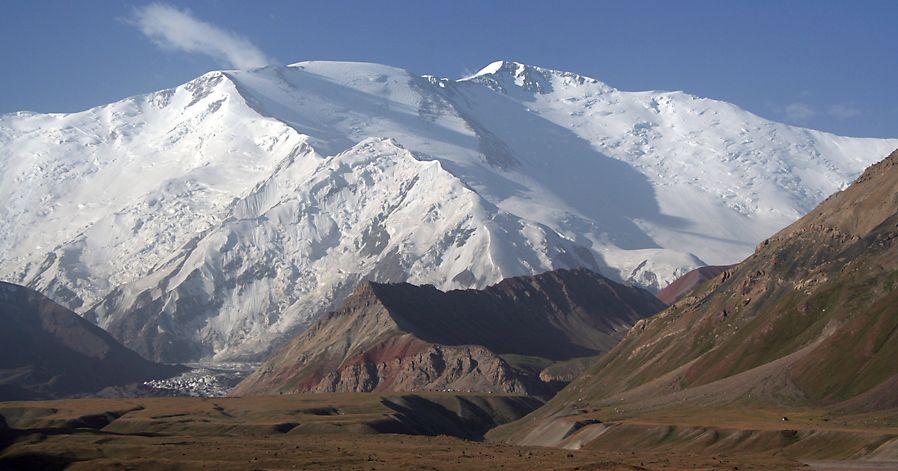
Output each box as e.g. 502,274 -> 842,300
0,282 -> 183,400
655,264 -> 734,304
492,148 -> 898,446
232,268 -> 665,397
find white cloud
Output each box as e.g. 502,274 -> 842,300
827,103 -> 861,120
130,3 -> 274,70
784,103 -> 816,122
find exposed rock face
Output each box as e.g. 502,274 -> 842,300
0,282 -> 183,400
537,357 -> 598,384
655,265 -> 734,304
503,149 -> 898,442
232,268 -> 665,397
314,342 -> 532,395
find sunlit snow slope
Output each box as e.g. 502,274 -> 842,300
1,60 -> 895,362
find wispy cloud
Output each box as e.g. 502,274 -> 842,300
827,102 -> 861,120
784,103 -> 816,122
130,3 -> 275,70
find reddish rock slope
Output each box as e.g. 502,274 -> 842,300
232,268 -> 665,397
655,265 -> 735,304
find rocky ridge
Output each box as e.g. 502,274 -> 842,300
232,268 -> 665,397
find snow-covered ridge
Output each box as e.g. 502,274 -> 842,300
1,59 -> 896,362
87,137 -> 595,361
0,70 -> 308,310
461,60 -> 615,95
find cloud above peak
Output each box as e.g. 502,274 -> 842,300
130,3 -> 274,70
784,103 -> 816,122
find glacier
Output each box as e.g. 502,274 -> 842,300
1,60 -> 896,362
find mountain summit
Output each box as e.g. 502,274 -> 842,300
1,60 -> 896,362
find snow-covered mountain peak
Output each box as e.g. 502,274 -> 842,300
88,134 -> 596,361
2,59 -> 897,362
0,65 -> 308,310
464,60 -> 520,79
461,60 -> 615,96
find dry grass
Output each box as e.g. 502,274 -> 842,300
0,393 -> 802,470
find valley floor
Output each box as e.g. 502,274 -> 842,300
1,394 -> 893,470
0,428 -> 798,470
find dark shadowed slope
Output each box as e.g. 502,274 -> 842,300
0,282 -> 183,400
493,148 -> 898,447
655,265 -> 734,304
233,268 -> 665,397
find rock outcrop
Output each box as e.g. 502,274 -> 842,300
232,268 -> 665,397
314,342 -> 532,394
654,265 -> 734,304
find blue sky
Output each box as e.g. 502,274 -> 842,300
1,0 -> 896,138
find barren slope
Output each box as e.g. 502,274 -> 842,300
233,268 -> 664,397
0,282 -> 182,400
495,148 -> 898,447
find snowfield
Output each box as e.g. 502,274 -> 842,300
1,60 -> 896,362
